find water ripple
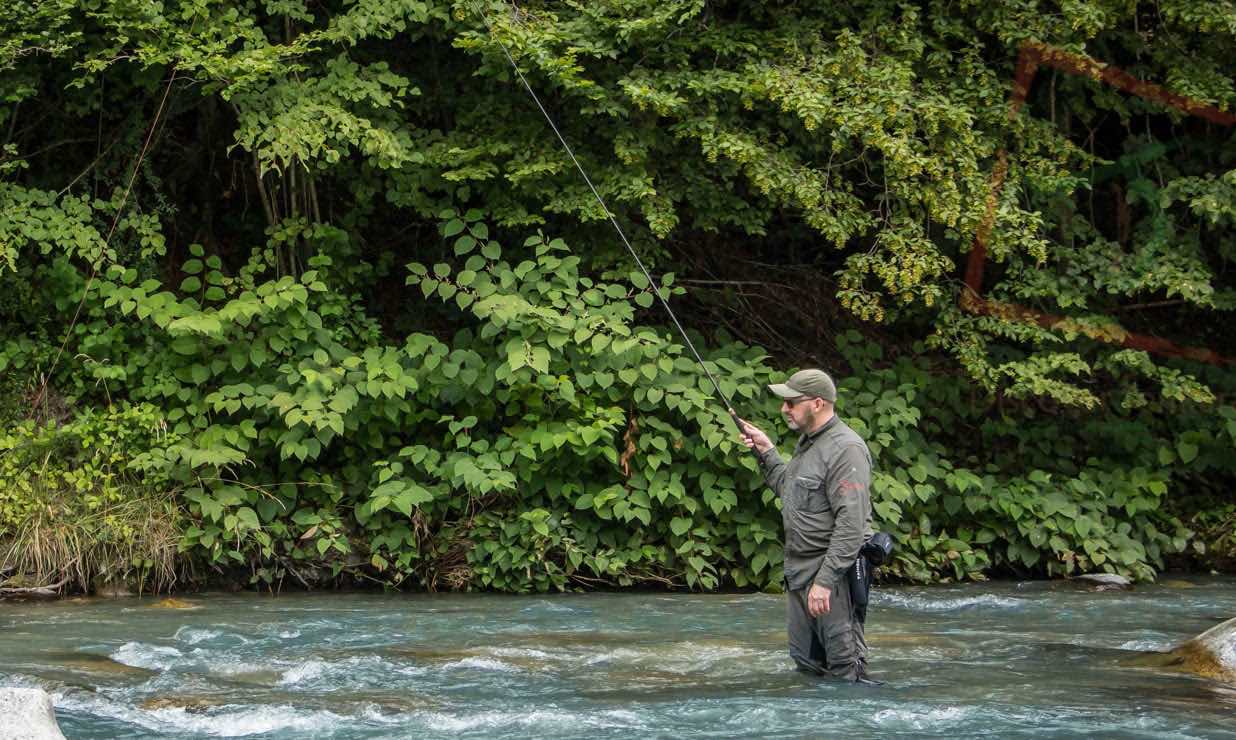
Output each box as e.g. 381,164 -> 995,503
873,592 -> 1025,611
443,657 -> 522,672
872,705 -> 971,730
55,688 -> 362,738
174,627 -> 222,645
110,642 -> 183,671
421,707 -> 646,733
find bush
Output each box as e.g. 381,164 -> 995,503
6,209 -> 1222,593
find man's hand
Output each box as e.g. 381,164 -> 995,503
738,419 -> 774,454
807,583 -> 831,617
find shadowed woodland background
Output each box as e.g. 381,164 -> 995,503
1,0 -> 1234,595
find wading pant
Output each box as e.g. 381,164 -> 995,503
786,582 -> 867,680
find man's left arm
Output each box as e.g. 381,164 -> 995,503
812,443 -> 871,590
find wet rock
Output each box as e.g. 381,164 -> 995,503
1166,617 -> 1236,683
149,597 -> 198,609
47,652 -> 157,678
91,575 -> 132,598
1072,573 -> 1132,591
140,696 -> 224,713
0,687 -> 66,739
1160,579 -> 1198,589
1126,617 -> 1236,684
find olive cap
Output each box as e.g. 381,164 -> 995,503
767,369 -> 837,402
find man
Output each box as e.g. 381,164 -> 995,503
738,368 -> 875,682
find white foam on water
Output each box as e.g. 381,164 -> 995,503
53,688 -> 355,737
110,637 -> 279,678
603,709 -> 644,725
521,601 -> 578,614
1117,639 -> 1172,651
873,705 -> 971,730
174,627 -> 221,645
584,647 -> 642,666
203,656 -> 287,677
172,647 -> 281,678
279,660 -> 327,685
277,655 -> 421,686
584,642 -> 771,674
110,642 -> 183,671
146,705 -> 351,736
253,622 -> 302,640
724,705 -> 783,726
442,657 -> 521,672
488,647 -> 556,660
422,707 -> 645,733
873,592 -> 1024,611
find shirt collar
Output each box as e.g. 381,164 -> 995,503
796,413 -> 839,451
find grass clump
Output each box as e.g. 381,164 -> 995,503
0,402 -> 184,594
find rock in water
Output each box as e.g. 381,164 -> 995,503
1072,573 -> 1132,591
0,688 -> 66,740
1168,617 -> 1236,683
149,597 -> 197,609
91,575 -> 132,598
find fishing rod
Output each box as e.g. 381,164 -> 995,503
472,3 -> 749,438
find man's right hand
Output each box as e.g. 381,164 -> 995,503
738,419 -> 774,454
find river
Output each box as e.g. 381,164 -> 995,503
2,577 -> 1234,738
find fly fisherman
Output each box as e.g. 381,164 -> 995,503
738,369 -> 878,683
471,5 -> 890,681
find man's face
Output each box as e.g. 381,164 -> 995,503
781,396 -> 820,431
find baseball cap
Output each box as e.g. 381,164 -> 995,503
767,369 -> 837,402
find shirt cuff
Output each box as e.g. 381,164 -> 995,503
812,565 -> 843,591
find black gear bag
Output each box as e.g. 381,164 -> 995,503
847,532 -> 895,623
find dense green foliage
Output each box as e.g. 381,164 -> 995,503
1,0 -> 1233,593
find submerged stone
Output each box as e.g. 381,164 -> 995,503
149,597 -> 198,609
140,696 -> 223,713
0,687 -> 66,740
867,632 -> 940,645
46,652 -> 156,678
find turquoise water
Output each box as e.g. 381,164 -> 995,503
2,578 -> 1234,738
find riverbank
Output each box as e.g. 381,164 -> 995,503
4,563 -> 1233,602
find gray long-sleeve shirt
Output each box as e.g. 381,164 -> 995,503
758,414 -> 874,593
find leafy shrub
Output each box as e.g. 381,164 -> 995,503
6,209 -> 1218,592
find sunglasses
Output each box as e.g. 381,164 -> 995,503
783,396 -> 816,407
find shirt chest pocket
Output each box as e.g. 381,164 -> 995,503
791,475 -> 831,515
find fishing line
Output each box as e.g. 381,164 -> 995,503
30,67 -> 180,416
473,3 -> 746,434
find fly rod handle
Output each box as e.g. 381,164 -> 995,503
726,407 -> 744,433
727,408 -> 765,461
